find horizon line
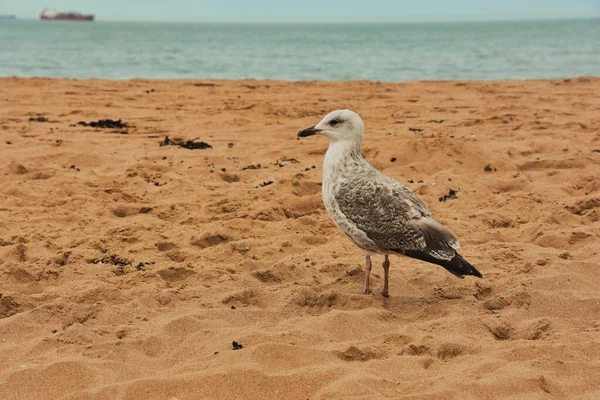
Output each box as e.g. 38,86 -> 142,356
7,15 -> 600,24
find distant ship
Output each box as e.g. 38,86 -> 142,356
40,8 -> 94,21
0,15 -> 17,20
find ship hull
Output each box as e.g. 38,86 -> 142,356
41,14 -> 94,21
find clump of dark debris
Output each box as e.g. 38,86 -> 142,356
29,116 -> 48,123
275,158 -> 299,167
259,180 -> 274,187
91,254 -> 132,266
232,341 -> 243,350
484,164 -> 497,172
160,136 -> 212,150
90,253 -> 153,274
439,189 -> 458,202
135,262 -> 150,271
409,127 -> 423,132
390,157 -> 397,162
242,163 -> 261,170
78,119 -> 132,129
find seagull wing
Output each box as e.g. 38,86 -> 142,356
335,174 -> 452,254
335,171 -> 481,278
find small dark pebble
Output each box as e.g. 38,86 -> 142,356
232,341 -> 243,350
231,305 -> 236,310
69,164 -> 81,172
160,136 -> 212,150
260,180 -> 275,187
407,179 -> 414,183
228,142 -> 234,148
439,189 -> 458,202
390,157 -> 397,162
484,164 -> 497,172
135,262 -> 145,271
78,119 -> 131,129
428,119 -> 445,124
29,116 -> 48,123
145,88 -> 155,94
409,127 -> 423,132
6,141 -> 11,145
221,167 -> 226,172
242,163 -> 261,170
592,149 -> 600,153
417,179 -> 423,183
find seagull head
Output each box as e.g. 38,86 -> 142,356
297,109 -> 364,143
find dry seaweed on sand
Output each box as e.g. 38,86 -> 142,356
274,158 -> 299,167
78,119 -> 132,129
484,163 -> 497,172
242,163 -> 261,170
160,136 -> 212,150
439,189 -> 458,202
259,180 -> 274,187
29,116 -> 48,122
232,341 -> 243,350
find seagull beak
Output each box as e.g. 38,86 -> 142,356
297,125 -> 321,138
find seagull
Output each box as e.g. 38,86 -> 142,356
298,110 -> 482,297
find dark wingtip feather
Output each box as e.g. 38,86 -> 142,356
397,250 -> 482,279
456,253 -> 482,278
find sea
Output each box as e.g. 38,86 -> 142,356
1,18 -> 599,81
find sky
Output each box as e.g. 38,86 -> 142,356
3,0 -> 600,22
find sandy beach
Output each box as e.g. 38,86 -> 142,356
1,77 -> 599,399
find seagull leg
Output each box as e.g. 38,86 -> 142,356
363,255 -> 372,294
381,255 -> 390,298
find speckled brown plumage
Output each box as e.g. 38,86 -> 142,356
299,109 -> 482,296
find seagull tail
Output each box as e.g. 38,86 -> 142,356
400,250 -> 483,279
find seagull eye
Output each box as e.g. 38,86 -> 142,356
329,119 -> 340,127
